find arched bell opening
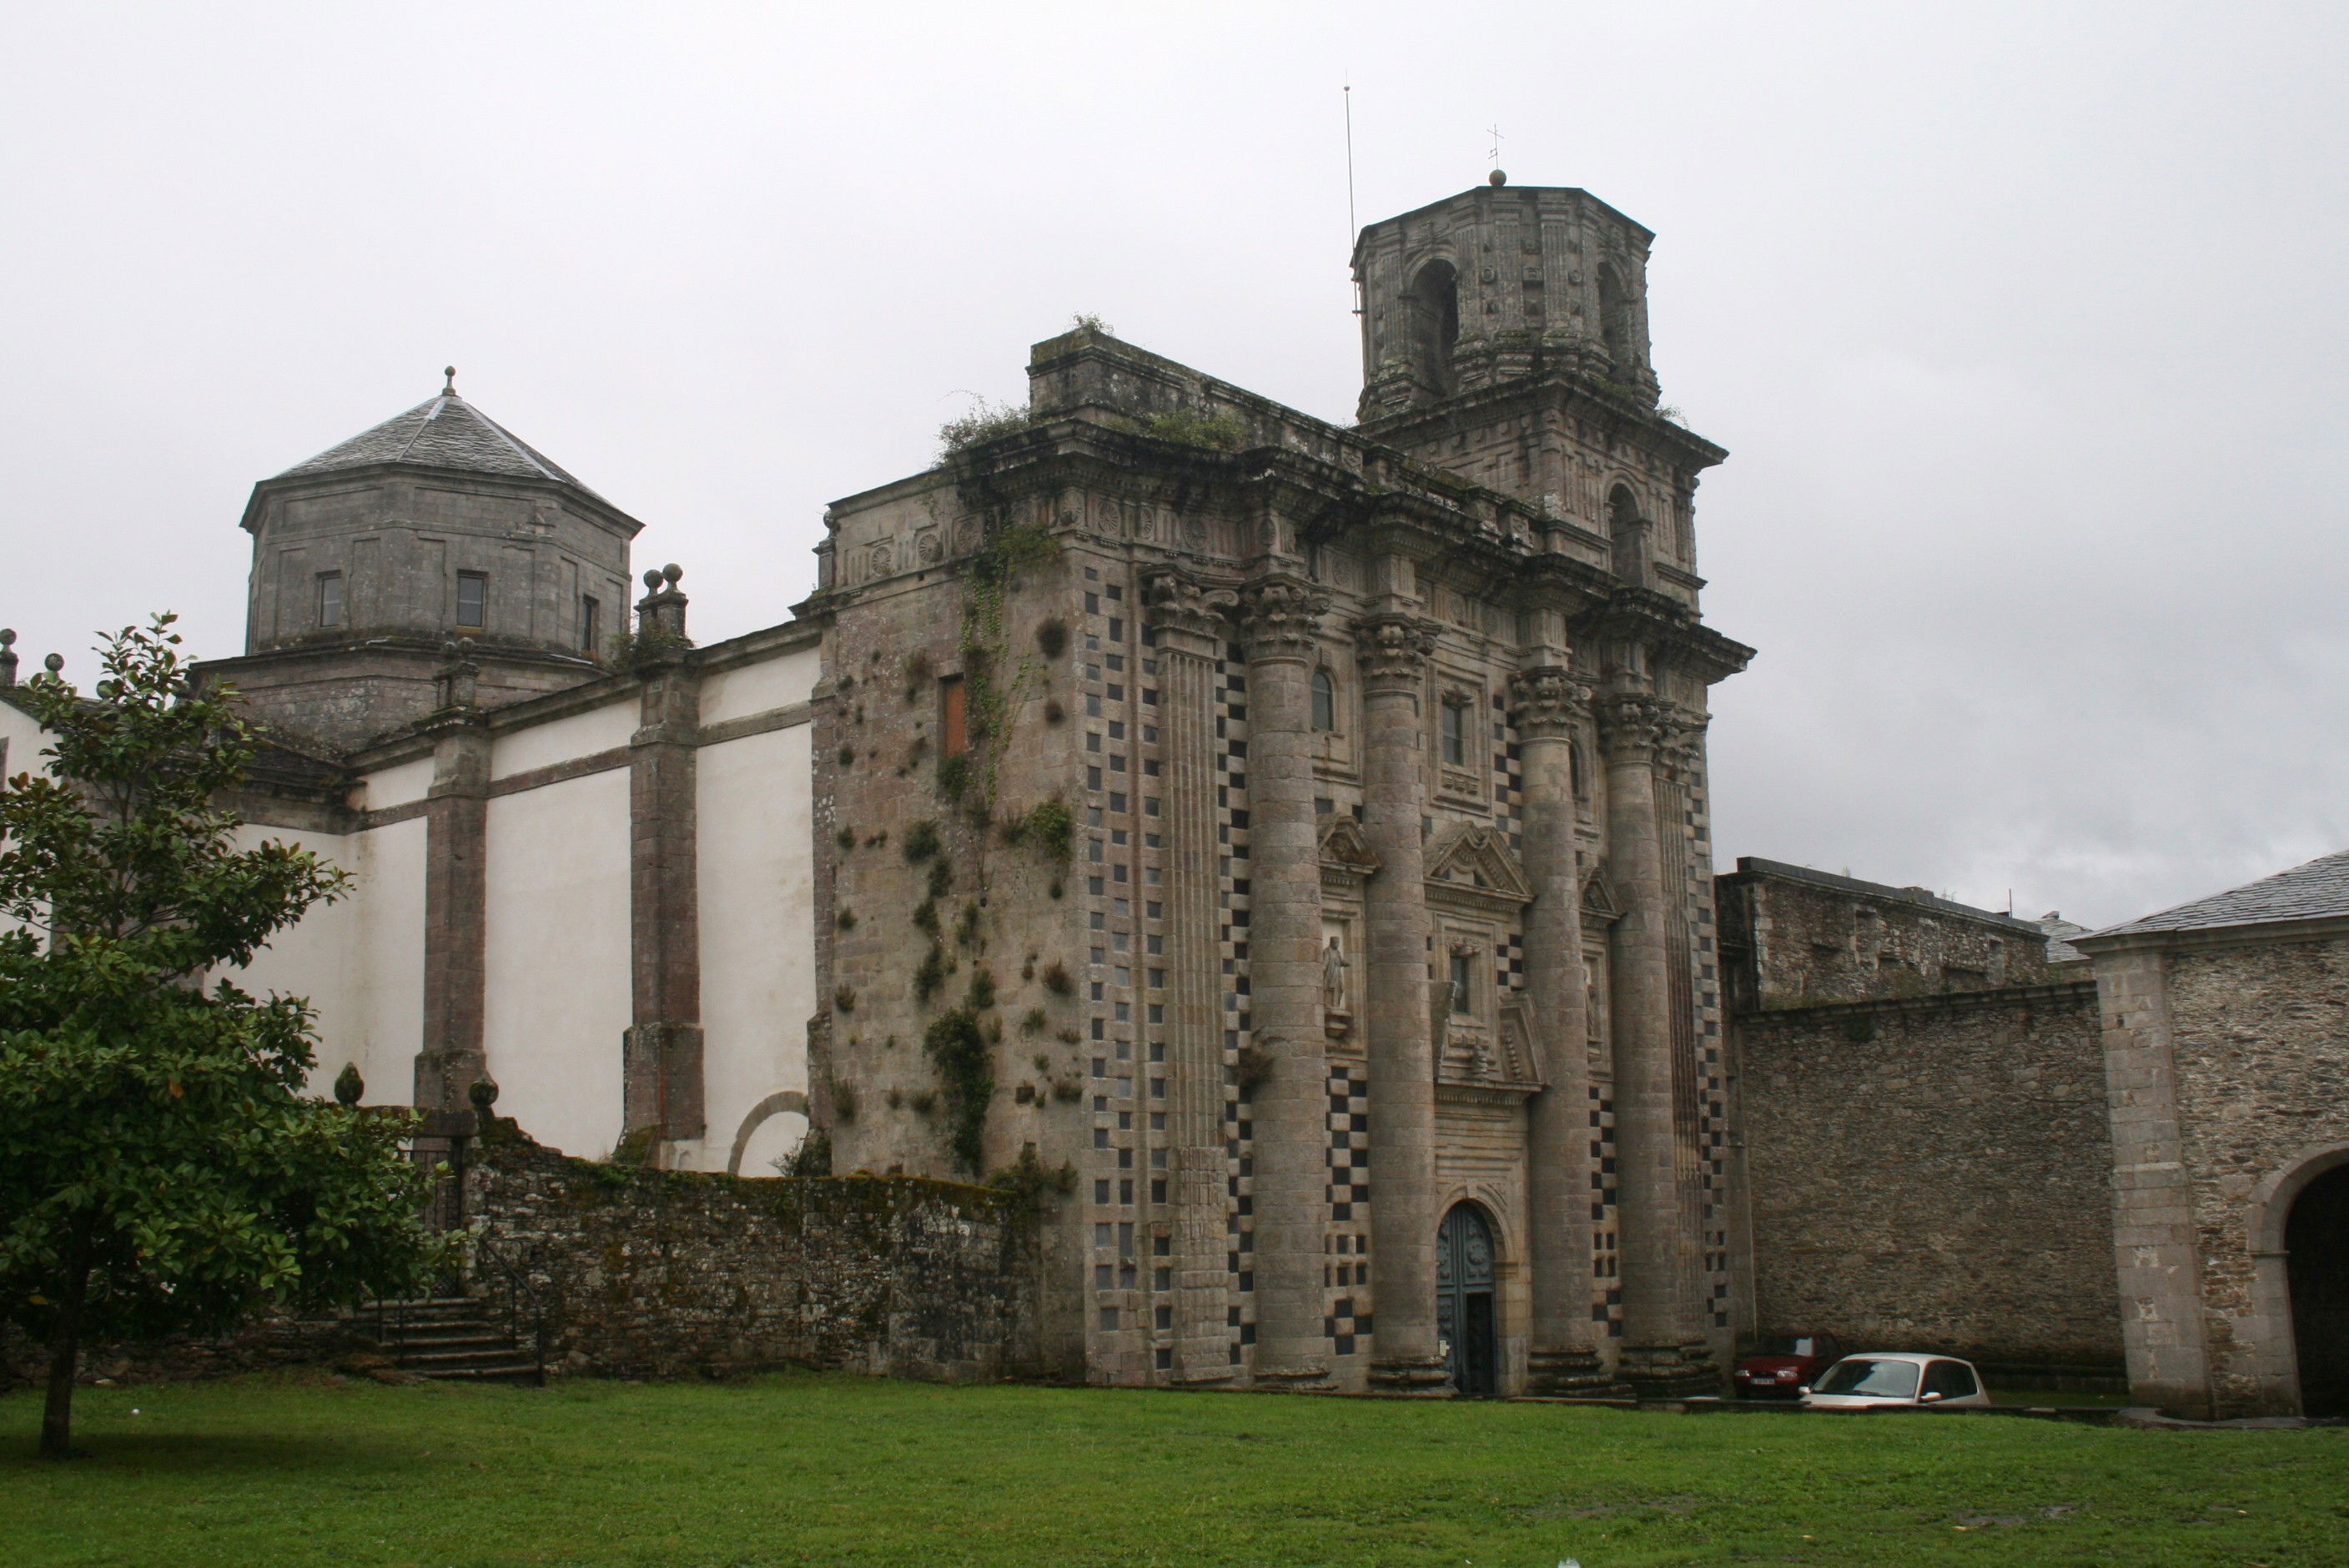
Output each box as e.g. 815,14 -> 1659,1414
1405,260 -> 1460,400
1436,1200 -> 1500,1397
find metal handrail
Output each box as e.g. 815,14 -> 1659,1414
470,1234 -> 551,1384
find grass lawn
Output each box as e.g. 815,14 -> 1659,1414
3,1372 -> 2343,1566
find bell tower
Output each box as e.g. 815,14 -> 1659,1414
1354,173 -> 1659,421
1351,178 -> 1720,606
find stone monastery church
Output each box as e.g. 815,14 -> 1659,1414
8,178 -> 2345,1415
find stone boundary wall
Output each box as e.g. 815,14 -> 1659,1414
3,1125 -> 1044,1391
465,1126 -> 1044,1381
0,1314 -> 369,1392
1738,981 -> 2124,1380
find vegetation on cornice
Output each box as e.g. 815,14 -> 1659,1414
937,398 -> 1036,460
1107,407 -> 1252,451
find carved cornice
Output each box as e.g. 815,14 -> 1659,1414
1141,566 -> 1239,651
1235,574 -> 1330,661
1352,611 -> 1438,687
1506,664 -> 1592,740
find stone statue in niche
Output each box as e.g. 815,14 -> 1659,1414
1322,936 -> 1349,1013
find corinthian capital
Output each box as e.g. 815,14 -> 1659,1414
1141,566 -> 1238,650
1592,692 -> 1673,761
1657,708 -> 1711,776
1506,664 -> 1592,739
1235,574 -> 1331,661
1352,612 -> 1438,687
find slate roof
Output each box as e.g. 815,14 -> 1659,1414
2089,849 -> 2349,939
274,391 -> 598,496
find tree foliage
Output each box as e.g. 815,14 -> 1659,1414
0,617 -> 445,1458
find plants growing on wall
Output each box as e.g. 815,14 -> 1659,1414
923,1009 -> 993,1175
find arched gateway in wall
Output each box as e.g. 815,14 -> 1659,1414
1436,1203 -> 1498,1397
2264,1145 -> 2349,1417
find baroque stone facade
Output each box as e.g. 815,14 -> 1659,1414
812,180 -> 1753,1395
16,175 -> 2341,1413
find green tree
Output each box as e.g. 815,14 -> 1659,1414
0,617 -> 445,1459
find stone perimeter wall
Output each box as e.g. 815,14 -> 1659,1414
1738,981 -> 2124,1379
2,1128 -> 1044,1391
465,1128 -> 1043,1381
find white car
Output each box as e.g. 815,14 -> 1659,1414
1798,1352 -> 1992,1410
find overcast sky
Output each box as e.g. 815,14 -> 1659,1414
4,3 -> 2343,927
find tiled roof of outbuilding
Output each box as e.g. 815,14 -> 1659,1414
2088,849 -> 2349,939
274,390 -> 596,495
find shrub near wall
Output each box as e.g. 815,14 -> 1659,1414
467,1123 -> 1044,1381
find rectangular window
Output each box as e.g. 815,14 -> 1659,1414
941,676 -> 968,756
1441,699 -> 1468,766
455,571 -> 487,629
1450,950 -> 1475,1014
580,596 -> 600,653
314,571 -> 345,629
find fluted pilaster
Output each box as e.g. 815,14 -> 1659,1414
1140,568 -> 1238,1384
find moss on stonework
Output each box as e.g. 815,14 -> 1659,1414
923,1009 -> 994,1176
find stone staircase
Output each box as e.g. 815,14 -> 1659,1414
355,1295 -> 541,1385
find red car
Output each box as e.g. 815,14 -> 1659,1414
1734,1333 -> 1843,1400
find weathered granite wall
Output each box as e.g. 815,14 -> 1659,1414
1719,859 -> 2052,1013
466,1126 -> 1045,1380
2160,933 -> 2349,1415
1738,982 -> 2123,1378
3,1126 -> 1045,1391
0,1314 -> 369,1393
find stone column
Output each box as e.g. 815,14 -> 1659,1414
1142,568 -> 1238,1385
1354,609 -> 1450,1394
622,567 -> 705,1164
413,642 -> 490,1115
1235,572 -> 1334,1389
1596,691 -> 1715,1395
1512,665 -> 1620,1395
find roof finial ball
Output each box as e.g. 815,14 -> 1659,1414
1488,168 -> 1507,187
643,568 -> 664,591
662,563 -> 682,587
443,365 -> 457,396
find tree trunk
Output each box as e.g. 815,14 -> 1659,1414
39,1264 -> 88,1460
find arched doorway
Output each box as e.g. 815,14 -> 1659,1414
1436,1203 -> 1497,1396
2287,1163 -> 2349,1416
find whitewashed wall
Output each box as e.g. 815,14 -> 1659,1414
227,818 -> 426,1107
483,768 -> 632,1158
6,633 -> 819,1173
696,720 -> 815,1173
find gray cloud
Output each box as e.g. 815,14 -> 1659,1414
3,2 -> 2341,927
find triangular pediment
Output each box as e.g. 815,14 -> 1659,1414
1318,816 -> 1382,877
1424,823 -> 1532,904
1582,867 -> 1623,923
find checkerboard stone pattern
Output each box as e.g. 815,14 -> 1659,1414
1325,1064 -> 1372,1356
1217,648 -> 1256,1367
